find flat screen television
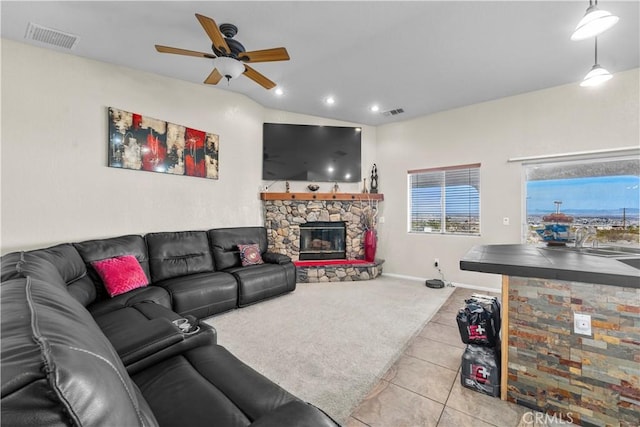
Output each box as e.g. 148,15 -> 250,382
262,123 -> 361,182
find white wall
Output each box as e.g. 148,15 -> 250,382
375,68 -> 639,289
1,40 -> 268,253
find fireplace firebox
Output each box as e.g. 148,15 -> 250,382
299,221 -> 346,260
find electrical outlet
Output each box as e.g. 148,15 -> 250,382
574,313 -> 592,336
434,258 -> 439,268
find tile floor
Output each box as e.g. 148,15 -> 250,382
345,286 -> 535,427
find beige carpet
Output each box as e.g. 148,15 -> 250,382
203,276 -> 455,424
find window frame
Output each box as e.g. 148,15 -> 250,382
407,163 -> 481,236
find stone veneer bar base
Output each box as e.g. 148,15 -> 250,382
296,259 -> 384,283
506,276 -> 639,427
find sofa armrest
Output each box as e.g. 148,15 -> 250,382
126,324 -> 217,375
113,318 -> 184,366
262,252 -> 291,265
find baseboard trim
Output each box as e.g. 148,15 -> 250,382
381,273 -> 501,294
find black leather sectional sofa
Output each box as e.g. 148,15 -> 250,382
1,227 -> 339,426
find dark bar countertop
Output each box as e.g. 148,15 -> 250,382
460,244 -> 639,288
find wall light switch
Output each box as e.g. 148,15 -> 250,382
379,216 -> 385,224
574,313 -> 592,336
503,217 -> 510,226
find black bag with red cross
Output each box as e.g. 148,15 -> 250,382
456,294 -> 500,347
460,344 -> 500,397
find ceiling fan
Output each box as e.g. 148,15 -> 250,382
155,13 -> 290,90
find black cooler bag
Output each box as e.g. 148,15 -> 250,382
456,294 -> 501,347
460,344 -> 501,397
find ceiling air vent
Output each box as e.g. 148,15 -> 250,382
381,108 -> 405,117
24,22 -> 79,50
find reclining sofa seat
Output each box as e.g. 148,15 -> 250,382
208,227 -> 296,306
1,252 -> 340,427
29,240 -> 171,316
145,230 -> 238,318
72,234 -> 172,316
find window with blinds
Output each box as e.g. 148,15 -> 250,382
408,164 -> 480,235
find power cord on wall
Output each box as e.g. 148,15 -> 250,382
435,263 -> 454,287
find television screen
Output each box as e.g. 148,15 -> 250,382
262,123 -> 361,182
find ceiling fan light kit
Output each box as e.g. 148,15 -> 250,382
571,0 -> 618,88
213,57 -> 245,81
156,13 -> 289,90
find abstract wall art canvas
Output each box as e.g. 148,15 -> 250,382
108,107 -> 219,180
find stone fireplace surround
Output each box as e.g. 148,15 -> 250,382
261,193 -> 384,282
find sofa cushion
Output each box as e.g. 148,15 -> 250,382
92,255 -> 149,297
146,231 -> 215,282
132,344 -> 298,427
226,264 -> 292,307
154,271 -> 238,318
208,227 -> 269,270
238,243 -> 264,266
74,235 -> 151,300
27,243 -> 97,307
0,252 -> 158,427
87,285 -> 172,318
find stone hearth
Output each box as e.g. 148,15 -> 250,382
295,259 -> 384,283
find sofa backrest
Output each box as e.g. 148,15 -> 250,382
145,231 -> 215,282
0,252 -> 158,427
208,227 -> 268,270
74,235 -> 150,300
27,243 -> 97,307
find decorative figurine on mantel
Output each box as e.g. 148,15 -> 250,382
332,182 -> 340,193
362,178 -> 368,193
285,181 -> 290,193
370,164 -> 378,194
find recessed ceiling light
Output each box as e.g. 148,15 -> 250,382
370,105 -> 380,112
325,96 -> 335,105
275,87 -> 284,96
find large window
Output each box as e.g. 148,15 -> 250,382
408,163 -> 480,235
525,156 -> 639,246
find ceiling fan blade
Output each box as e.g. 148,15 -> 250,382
195,13 -> 230,55
204,68 -> 223,85
243,64 -> 276,89
237,47 -> 290,63
155,45 -> 216,59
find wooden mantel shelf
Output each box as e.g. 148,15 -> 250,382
260,192 -> 384,201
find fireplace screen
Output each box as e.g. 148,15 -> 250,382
299,221 -> 346,260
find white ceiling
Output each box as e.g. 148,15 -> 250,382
2,1 -> 638,126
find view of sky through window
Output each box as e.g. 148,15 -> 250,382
525,157 -> 639,246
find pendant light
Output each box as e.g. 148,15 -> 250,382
571,0 -> 619,41
580,38 -> 613,87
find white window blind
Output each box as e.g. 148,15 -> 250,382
408,164 -> 480,235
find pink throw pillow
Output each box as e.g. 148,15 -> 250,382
92,255 -> 148,297
238,243 -> 264,266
